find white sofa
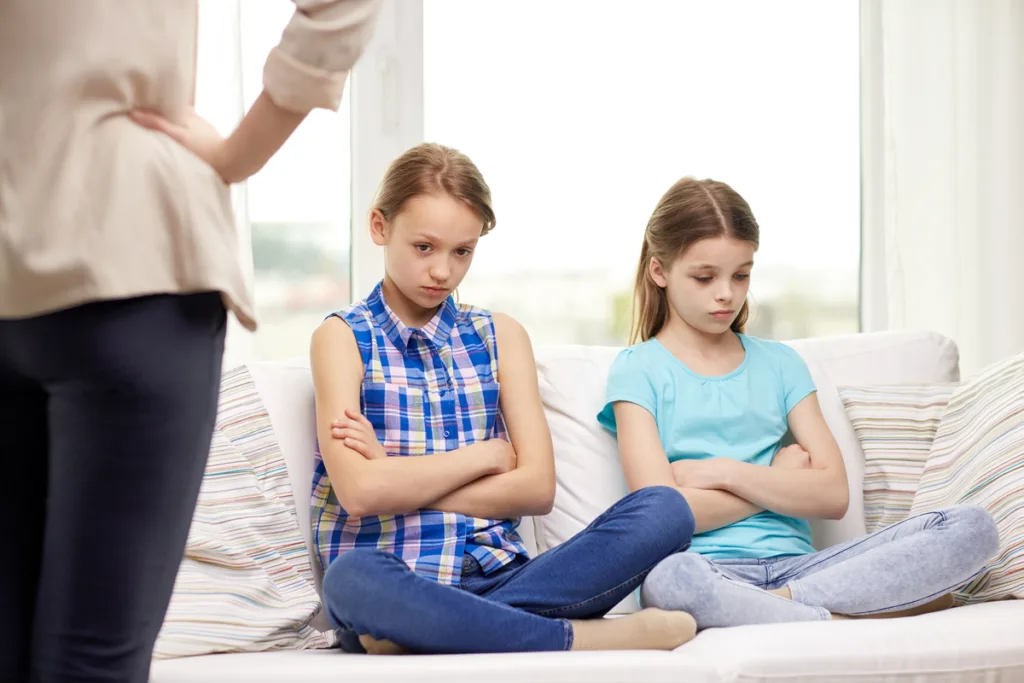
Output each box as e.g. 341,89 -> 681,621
151,330 -> 1024,683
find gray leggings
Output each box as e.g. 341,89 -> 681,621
641,504 -> 999,630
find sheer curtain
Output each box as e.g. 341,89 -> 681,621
861,0 -> 1024,375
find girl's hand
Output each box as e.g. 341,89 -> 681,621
484,439 -> 517,475
129,108 -> 231,183
772,444 -> 812,470
671,458 -> 735,489
331,409 -> 387,460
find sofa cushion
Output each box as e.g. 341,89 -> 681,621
838,383 -> 957,533
910,351 -> 1024,603
150,601 -> 1024,683
531,330 -> 961,614
150,648 -> 719,683
678,600 -> 1024,683
153,366 -> 329,658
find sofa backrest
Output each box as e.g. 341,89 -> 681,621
244,329 -> 959,606
532,330 -> 960,565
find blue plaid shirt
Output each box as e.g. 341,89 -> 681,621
311,283 -> 529,585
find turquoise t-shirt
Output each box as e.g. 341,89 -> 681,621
597,333 -> 817,560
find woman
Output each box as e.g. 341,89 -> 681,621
0,1 -> 379,681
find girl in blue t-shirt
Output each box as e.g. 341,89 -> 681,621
598,176 -> 1000,630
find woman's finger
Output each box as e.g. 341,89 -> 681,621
129,109 -> 185,144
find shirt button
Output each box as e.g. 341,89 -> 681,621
444,430 -> 451,437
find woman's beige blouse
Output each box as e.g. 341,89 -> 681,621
0,0 -> 380,330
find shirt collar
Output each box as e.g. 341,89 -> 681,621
366,281 -> 457,354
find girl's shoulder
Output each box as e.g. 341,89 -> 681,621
449,303 -> 533,347
451,300 -> 499,344
738,334 -> 810,375
330,298 -> 377,336
739,333 -> 803,359
607,339 -> 665,379
453,300 -> 494,326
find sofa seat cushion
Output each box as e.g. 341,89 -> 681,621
679,600 -> 1024,683
150,602 -> 1024,683
149,648 -> 719,683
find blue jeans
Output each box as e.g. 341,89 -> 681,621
322,486 -> 694,654
641,504 -> 1000,630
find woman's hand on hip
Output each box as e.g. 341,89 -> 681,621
129,108 -> 232,183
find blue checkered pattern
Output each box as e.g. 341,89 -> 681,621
312,282 -> 529,586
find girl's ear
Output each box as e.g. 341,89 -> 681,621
369,209 -> 388,247
649,257 -> 669,288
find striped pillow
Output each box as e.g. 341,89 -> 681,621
153,366 -> 330,659
910,352 -> 1024,604
839,384 -> 957,533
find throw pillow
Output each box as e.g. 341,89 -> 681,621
838,383 -> 958,533
153,365 -> 330,659
910,352 -> 1024,604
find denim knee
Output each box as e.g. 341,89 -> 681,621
948,504 -> 1000,567
640,552 -> 714,612
629,485 -> 696,557
321,548 -> 395,628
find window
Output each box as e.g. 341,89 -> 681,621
423,0 -> 860,344
197,0 -> 861,361
196,0 -> 351,361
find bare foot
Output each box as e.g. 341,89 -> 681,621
570,608 -> 697,651
768,585 -> 793,600
358,633 -> 409,655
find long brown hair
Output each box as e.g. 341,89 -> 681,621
630,177 -> 760,344
373,142 -> 496,233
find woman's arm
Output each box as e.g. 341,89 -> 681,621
423,314 -> 557,519
132,0 -> 382,183
681,394 -> 849,520
613,402 -> 762,534
311,317 -> 511,518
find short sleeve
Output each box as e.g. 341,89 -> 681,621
778,343 -> 817,414
596,348 -> 657,435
